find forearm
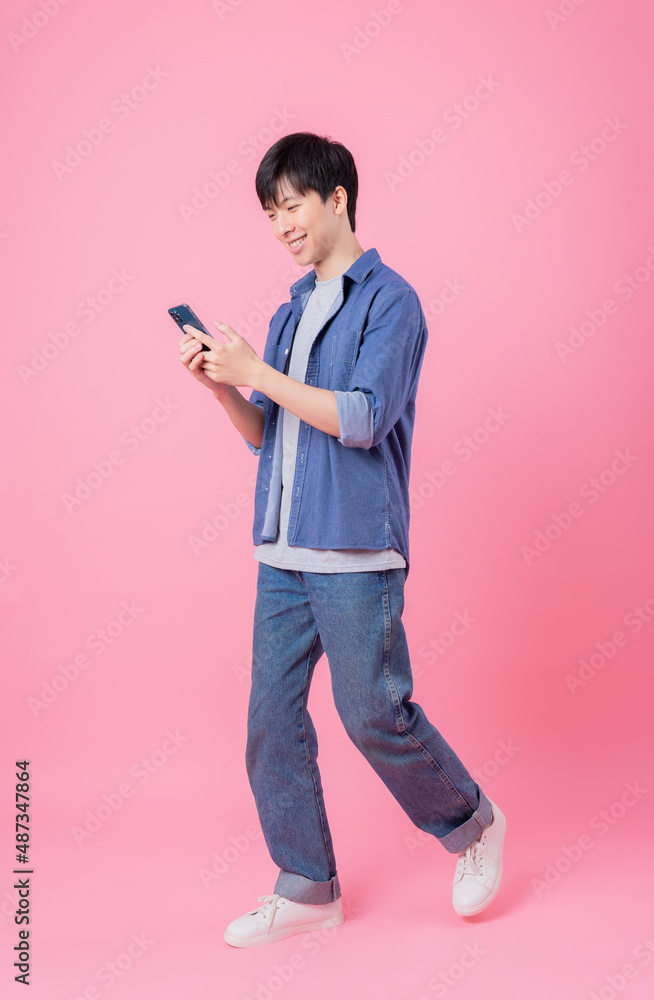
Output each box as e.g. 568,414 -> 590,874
252,363 -> 340,437
212,385 -> 265,448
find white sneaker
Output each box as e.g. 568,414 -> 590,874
452,800 -> 506,916
224,893 -> 344,948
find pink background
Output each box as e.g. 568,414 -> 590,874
2,0 -> 653,997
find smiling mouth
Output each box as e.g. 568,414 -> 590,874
288,235 -> 307,248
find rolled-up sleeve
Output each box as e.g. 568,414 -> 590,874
349,289 -> 428,448
243,435 -> 261,455
242,392 -> 265,455
335,390 -> 374,449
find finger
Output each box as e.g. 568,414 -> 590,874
191,356 -> 216,378
187,343 -> 213,366
179,337 -> 202,354
178,332 -> 195,346
188,351 -> 206,369
214,320 -> 238,341
181,341 -> 203,362
182,323 -> 215,348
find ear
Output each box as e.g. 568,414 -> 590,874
332,186 -> 349,222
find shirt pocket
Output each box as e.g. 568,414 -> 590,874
329,328 -> 361,389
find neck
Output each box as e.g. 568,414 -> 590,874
314,235 -> 365,281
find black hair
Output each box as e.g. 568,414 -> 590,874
255,131 -> 359,232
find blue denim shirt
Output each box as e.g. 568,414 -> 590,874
245,247 -> 428,567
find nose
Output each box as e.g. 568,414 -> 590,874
275,212 -> 294,238
277,214 -> 293,237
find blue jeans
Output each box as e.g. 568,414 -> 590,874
245,563 -> 492,904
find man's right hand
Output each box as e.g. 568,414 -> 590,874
178,327 -> 264,448
178,328 -> 228,395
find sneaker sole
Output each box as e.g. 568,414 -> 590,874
453,867 -> 503,916
224,909 -> 344,948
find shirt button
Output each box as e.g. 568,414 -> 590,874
285,348 -> 289,354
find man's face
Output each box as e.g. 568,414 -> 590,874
264,179 -> 342,265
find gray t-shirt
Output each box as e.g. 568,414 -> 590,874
254,272 -> 406,573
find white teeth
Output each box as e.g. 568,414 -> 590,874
290,235 -> 306,247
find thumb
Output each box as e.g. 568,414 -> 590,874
214,320 -> 239,341
182,323 -> 214,348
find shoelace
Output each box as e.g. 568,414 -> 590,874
456,838 -> 490,877
252,894 -> 283,931
456,813 -> 496,877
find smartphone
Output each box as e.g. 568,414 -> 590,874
169,303 -> 214,351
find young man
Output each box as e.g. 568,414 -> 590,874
179,132 -> 506,948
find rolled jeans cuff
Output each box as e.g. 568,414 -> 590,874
438,786 -> 493,854
273,869 -> 341,904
